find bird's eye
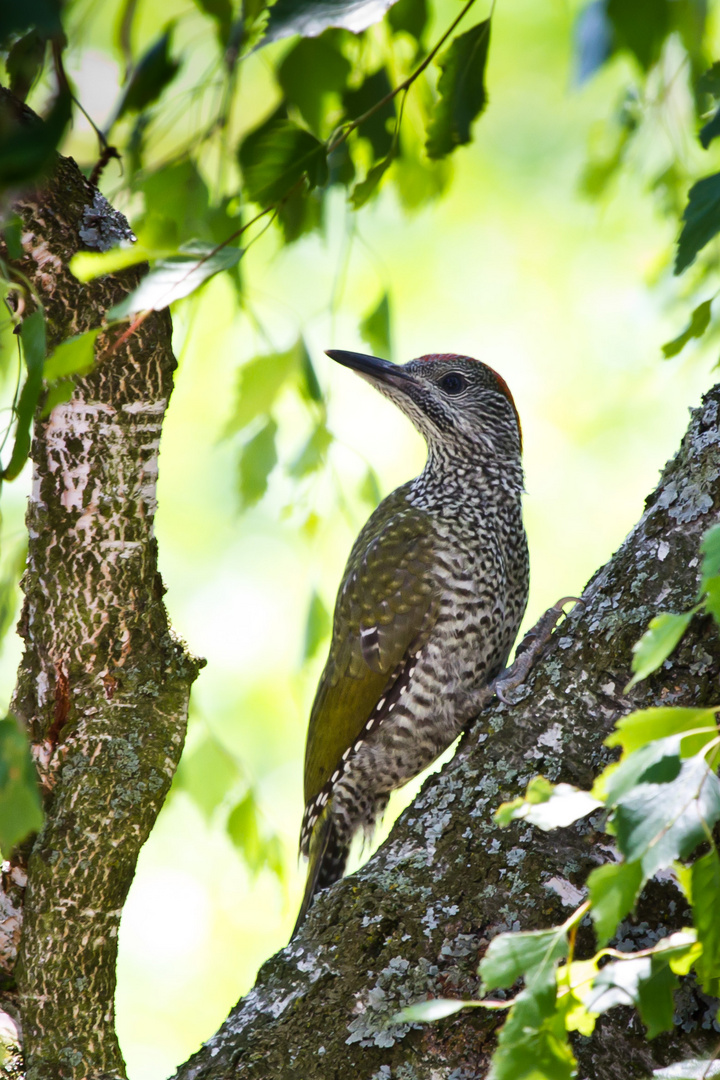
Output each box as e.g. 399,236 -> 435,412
438,372 -> 467,395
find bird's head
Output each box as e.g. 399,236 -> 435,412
326,349 -> 522,462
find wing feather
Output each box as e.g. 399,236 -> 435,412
303,487 -> 439,804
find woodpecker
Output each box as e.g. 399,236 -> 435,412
293,350 -> 529,937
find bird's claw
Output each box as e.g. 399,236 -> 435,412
493,595 -> 584,705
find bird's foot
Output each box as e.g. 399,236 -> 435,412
493,596 -> 582,705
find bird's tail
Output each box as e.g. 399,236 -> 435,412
291,806 -> 348,940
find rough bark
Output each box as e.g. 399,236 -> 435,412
173,388 -> 720,1080
0,121 -> 203,1078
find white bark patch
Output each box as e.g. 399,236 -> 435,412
36,669 -> 50,708
122,399 -> 168,415
22,232 -> 63,291
45,402 -> 116,514
544,876 -> 585,907
537,723 -> 563,751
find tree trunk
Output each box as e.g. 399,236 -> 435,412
0,123 -> 203,1079
172,388 -> 720,1079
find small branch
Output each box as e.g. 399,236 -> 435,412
327,0 -> 483,154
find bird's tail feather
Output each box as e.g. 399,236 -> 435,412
291,807 -> 348,940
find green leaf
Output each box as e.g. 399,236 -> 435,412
704,578 -> 720,625
227,792 -> 262,868
343,68 -> 396,159
395,997 -> 473,1022
350,153 -> 395,209
3,217 -> 23,261
173,734 -> 242,819
0,716 -> 43,856
556,958 -> 600,1036
115,28 -> 181,121
480,926 -> 568,993
700,525 -> 720,624
262,0 -> 401,46
299,338 -> 323,402
588,860 -> 644,946
638,955 -> 680,1038
69,246 -> 151,282
40,380 -> 74,419
495,777 -> 602,832
237,420 -> 278,509
0,0 -> 61,45
192,0 -> 233,44
700,524 -> 720,592
699,62 -> 720,96
613,753 -> 720,878
700,107 -> 720,150
388,0 -> 428,41
278,34 -> 351,135
0,87 -> 72,189
597,725 -> 718,809
360,292 -> 392,358
44,328 -> 100,383
585,955 -> 649,1014
585,937 -> 691,1038
662,299 -> 713,358
304,591 -> 331,660
224,345 -> 299,437
580,95 -> 638,199
276,185 -> 324,243
136,159 -> 222,248
426,20 -> 491,160
240,116 -> 327,206
606,0 -> 669,71
6,30 -> 46,102
605,707 -> 717,755
691,849 -> 720,994
359,467 -> 382,506
489,983 -> 576,1080
289,423 -> 332,478
654,1061 -> 720,1079
107,244 -> 241,319
626,612 -> 693,689
0,544 -> 27,651
676,172 -> 720,275
3,310 -> 46,482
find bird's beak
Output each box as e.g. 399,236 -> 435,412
325,349 -> 413,389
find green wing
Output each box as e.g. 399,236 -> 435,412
304,486 -> 440,804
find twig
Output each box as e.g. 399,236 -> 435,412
327,0 -> 482,155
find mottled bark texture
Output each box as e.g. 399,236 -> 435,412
175,389 -> 720,1080
0,121 -> 202,1078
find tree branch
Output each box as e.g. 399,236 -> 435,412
174,389 -> 720,1079
0,102 -> 203,1079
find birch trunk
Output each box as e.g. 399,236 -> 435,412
0,126 -> 202,1079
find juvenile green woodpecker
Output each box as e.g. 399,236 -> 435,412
293,350 -> 528,937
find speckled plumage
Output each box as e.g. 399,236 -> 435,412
294,352 -> 528,936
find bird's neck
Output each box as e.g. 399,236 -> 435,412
411,441 -> 524,510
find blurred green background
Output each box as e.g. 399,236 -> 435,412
2,0 -> 719,1076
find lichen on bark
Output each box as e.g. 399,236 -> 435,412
0,144 -> 203,1078
173,390 -> 720,1080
